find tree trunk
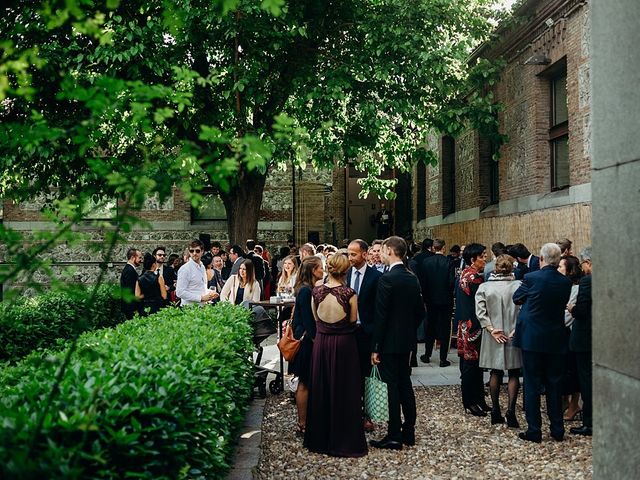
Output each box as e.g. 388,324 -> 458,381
221,170 -> 267,245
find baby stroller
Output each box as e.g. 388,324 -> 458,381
250,305 -> 283,397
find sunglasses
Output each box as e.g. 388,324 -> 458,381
189,249 -> 202,254
156,253 -> 166,257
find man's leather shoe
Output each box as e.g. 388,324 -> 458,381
570,425 -> 592,436
518,431 -> 542,443
370,436 -> 403,450
401,431 -> 415,446
419,354 -> 430,364
439,360 -> 451,367
551,433 -> 564,442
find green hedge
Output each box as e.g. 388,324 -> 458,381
0,284 -> 126,364
0,303 -> 254,479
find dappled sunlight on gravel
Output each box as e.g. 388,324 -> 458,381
256,386 -> 592,479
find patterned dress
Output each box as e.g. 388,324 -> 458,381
456,266 -> 484,361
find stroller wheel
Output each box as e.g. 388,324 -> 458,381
269,379 -> 283,395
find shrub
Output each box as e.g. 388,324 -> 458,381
0,302 -> 254,479
0,284 -> 126,363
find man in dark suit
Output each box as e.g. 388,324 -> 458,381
153,246 -> 176,294
408,238 -> 434,275
418,238 -> 456,366
375,203 -> 393,238
347,239 -> 383,432
511,243 -> 540,280
370,236 -> 425,450
228,245 -> 245,276
120,247 -> 142,319
245,239 -> 265,285
513,243 -> 572,443
568,247 -> 592,436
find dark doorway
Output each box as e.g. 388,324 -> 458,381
395,171 -> 413,239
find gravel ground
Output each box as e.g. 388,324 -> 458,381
256,385 -> 592,479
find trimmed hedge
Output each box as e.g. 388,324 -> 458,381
0,303 -> 254,479
0,285 -> 126,363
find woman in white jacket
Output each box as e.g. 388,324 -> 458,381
220,259 -> 261,305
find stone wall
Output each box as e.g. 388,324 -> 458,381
590,0 -> 640,477
0,165 -> 346,289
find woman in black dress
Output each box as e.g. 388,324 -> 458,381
304,252 -> 367,457
289,256 -> 324,434
135,253 -> 168,315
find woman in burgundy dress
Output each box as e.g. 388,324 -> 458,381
304,252 -> 367,457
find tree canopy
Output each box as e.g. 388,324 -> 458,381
1,0 -> 506,244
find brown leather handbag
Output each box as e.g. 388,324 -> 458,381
277,320 -> 304,362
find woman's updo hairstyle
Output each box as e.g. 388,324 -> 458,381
326,251 -> 350,279
494,255 -> 515,275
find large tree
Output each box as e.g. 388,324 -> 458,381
1,0 -> 505,243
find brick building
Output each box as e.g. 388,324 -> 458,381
412,0 -> 592,254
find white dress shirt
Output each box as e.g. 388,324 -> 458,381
350,264 -> 367,324
176,259 -> 207,306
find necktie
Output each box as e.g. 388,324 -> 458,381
354,270 -> 361,295
383,265 -> 389,273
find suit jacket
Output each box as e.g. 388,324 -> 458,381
161,265 -> 177,290
418,253 -> 455,306
408,250 -> 433,276
229,257 -> 243,276
512,265 -> 572,353
372,264 -> 425,354
120,263 -> 140,317
570,275 -> 592,352
514,255 -> 540,280
346,265 -> 382,335
248,252 -> 265,281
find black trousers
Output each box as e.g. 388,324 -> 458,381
424,304 -> 453,361
575,351 -> 592,428
521,350 -> 565,438
355,327 -> 372,417
460,358 -> 484,408
378,352 -> 416,442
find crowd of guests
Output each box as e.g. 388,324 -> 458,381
119,234 -> 593,456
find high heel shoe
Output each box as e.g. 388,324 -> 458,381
479,402 -> 492,412
505,410 -> 519,428
491,410 -> 505,425
465,405 -> 487,417
563,409 -> 583,422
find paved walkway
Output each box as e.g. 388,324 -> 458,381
226,336 -> 464,479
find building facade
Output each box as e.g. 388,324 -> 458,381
413,0 -> 592,254
0,166 -> 349,290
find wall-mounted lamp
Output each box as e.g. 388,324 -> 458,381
523,54 -> 551,65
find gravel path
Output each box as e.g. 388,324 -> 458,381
256,386 -> 592,479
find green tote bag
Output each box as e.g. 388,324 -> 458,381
364,364 -> 389,422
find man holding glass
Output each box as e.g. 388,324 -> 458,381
176,239 -> 218,306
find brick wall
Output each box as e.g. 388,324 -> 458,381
414,0 -> 592,250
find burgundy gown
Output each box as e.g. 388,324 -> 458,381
303,285 -> 367,457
